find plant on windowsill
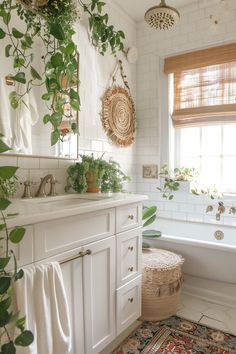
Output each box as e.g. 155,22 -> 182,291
142,206 -> 161,249
0,136 -> 34,352
0,0 -> 125,145
65,153 -> 130,194
157,164 -> 198,200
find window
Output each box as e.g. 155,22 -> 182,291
164,43 -> 236,194
176,124 -> 236,193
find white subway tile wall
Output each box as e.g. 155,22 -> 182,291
136,0 -> 236,227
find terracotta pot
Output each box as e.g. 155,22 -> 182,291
86,170 -> 100,193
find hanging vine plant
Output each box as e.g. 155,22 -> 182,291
0,0 -> 125,145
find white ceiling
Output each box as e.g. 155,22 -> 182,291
112,0 -> 196,22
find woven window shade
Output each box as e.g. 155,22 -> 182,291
165,43 -> 236,127
172,63 -> 236,127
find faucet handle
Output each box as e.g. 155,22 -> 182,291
21,180 -> 32,199
48,178 -> 59,197
229,206 -> 236,215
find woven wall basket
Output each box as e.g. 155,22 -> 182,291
102,86 -> 136,147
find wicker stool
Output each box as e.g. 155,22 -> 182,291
141,248 -> 184,321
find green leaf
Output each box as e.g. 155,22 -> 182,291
41,93 -> 51,101
0,28 -> 5,39
16,316 -> 25,331
142,230 -> 162,238
51,130 -> 60,146
43,114 -> 51,124
0,297 -> 12,310
14,57 -> 25,69
0,307 -> 11,327
0,257 -> 10,269
1,341 -> 16,354
9,227 -> 25,244
142,206 -> 157,220
12,28 -> 24,39
0,140 -> 10,153
30,66 -> 42,80
50,22 -> 65,40
0,198 -> 11,210
3,12 -> 11,25
64,42 -> 75,55
70,88 -> 79,100
142,242 -> 150,249
12,72 -> 26,84
70,100 -> 80,111
0,277 -> 11,294
0,166 -> 18,179
15,331 -> 34,347
143,214 -> 156,228
5,44 -> 12,58
51,53 -> 63,68
50,112 -> 62,128
15,269 -> 24,281
0,224 -> 6,231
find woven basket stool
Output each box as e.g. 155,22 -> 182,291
141,248 -> 184,321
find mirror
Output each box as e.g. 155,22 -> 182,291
0,45 -> 79,159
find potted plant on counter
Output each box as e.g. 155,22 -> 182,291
65,154 -> 130,193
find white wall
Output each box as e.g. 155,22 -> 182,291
136,0 -> 236,224
0,2 -> 137,197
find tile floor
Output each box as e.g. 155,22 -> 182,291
177,293 -> 236,336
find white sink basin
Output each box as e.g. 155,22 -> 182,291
22,194 -> 113,209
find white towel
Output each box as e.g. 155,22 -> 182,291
14,262 -> 72,354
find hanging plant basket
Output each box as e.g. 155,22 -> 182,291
102,85 -> 136,147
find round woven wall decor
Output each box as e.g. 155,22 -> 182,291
102,86 -> 136,147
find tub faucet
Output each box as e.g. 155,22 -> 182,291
35,174 -> 56,197
206,205 -> 213,213
216,202 -> 225,221
229,206 -> 236,215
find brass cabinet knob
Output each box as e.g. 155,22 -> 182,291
128,297 -> 134,303
128,215 -> 134,220
128,246 -> 134,251
128,266 -> 134,272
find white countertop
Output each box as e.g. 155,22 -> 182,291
4,193 -> 148,228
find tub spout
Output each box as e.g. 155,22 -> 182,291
216,202 -> 225,221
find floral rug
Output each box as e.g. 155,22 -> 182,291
113,316 -> 236,354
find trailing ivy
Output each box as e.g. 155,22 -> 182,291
0,135 -> 34,351
0,0 -> 125,145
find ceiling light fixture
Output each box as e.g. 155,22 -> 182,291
144,0 -> 180,30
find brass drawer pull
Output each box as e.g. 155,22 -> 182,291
128,214 -> 134,220
128,297 -> 134,303
128,266 -> 134,272
128,246 -> 134,251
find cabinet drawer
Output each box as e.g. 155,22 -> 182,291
117,228 -> 142,287
34,209 -> 115,261
116,276 -> 142,335
116,203 -> 142,234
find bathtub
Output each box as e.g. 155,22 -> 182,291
146,217 -> 236,307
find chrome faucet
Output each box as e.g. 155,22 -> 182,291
35,174 -> 57,197
216,202 -> 225,221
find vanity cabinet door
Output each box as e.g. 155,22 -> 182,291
61,255 -> 85,354
83,236 -> 116,354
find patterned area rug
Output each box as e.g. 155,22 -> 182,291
113,316 -> 236,354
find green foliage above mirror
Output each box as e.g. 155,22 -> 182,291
0,0 -> 125,146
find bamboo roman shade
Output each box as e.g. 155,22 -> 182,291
164,43 -> 236,127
